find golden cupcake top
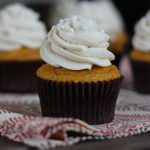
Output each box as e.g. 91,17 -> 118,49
37,64 -> 120,82
130,50 -> 150,62
0,48 -> 41,62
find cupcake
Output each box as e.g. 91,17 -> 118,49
52,0 -> 128,66
0,4 -> 47,93
36,16 -> 122,124
130,11 -> 150,94
27,1 -> 55,30
51,0 -> 78,25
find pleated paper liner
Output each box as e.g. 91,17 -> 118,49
0,61 -> 43,93
37,76 -> 123,125
130,59 -> 150,94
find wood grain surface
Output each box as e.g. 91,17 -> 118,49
1,133 -> 150,150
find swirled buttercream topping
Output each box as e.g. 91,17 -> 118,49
132,11 -> 150,52
41,16 -> 115,70
0,3 -> 46,51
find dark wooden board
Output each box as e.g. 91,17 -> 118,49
1,132 -> 150,150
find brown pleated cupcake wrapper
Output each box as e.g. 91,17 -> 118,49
130,59 -> 150,94
0,61 -> 43,93
37,76 -> 123,125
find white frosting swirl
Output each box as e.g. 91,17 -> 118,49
52,0 -> 124,41
41,16 -> 115,70
0,3 -> 47,51
132,11 -> 150,52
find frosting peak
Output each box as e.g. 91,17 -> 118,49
0,3 -> 46,51
57,16 -> 98,32
132,11 -> 150,52
41,16 -> 115,70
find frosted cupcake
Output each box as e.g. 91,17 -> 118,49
0,3 -> 46,93
130,11 -> 150,93
52,0 -> 128,66
51,0 -> 78,25
37,16 -> 122,124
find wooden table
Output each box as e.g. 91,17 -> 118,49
1,133 -> 150,150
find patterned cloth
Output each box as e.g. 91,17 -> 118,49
0,89 -> 150,149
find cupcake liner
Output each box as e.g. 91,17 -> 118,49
0,61 -> 43,93
37,77 -> 123,125
130,59 -> 150,94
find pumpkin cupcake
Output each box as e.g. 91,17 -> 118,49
0,3 -> 46,93
37,16 -> 122,124
130,11 -> 150,94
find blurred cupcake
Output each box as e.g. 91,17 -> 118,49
52,0 -> 128,66
27,1 -> 54,30
0,3 -> 46,93
51,0 -> 78,25
37,16 -> 122,124
130,11 -> 150,94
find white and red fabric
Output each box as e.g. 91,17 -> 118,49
0,89 -> 150,149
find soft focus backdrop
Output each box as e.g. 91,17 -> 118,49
0,0 -> 149,35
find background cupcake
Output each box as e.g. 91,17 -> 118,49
51,0 -> 128,66
37,16 -> 122,124
0,3 -> 47,93
130,11 -> 150,93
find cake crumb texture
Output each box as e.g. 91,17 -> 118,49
130,50 -> 150,62
0,47 -> 41,61
37,64 -> 121,82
